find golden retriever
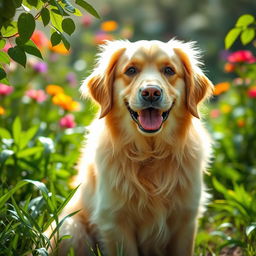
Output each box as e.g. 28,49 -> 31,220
53,39 -> 213,256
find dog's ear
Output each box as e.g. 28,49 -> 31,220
81,43 -> 126,118
174,47 -> 213,118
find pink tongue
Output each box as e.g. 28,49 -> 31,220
138,109 -> 163,130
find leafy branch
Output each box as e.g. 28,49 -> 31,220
0,0 -> 100,83
225,14 -> 256,49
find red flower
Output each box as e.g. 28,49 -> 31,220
227,50 -> 256,64
59,114 -> 76,129
248,86 -> 256,98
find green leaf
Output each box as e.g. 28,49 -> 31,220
225,28 -> 242,49
241,28 -> 255,45
62,0 -> 76,13
0,67 -> 7,79
61,34 -> 70,50
50,9 -> 63,32
38,136 -> 55,153
212,177 -> 227,195
62,18 -> 75,35
246,224 -> 256,237
15,0 -> 22,8
236,14 -> 255,28
23,0 -> 43,9
12,117 -> 22,147
27,0 -> 38,7
44,186 -> 80,231
17,13 -> 35,43
51,31 -> 62,46
52,0 -> 65,16
0,127 -> 12,139
0,0 -> 16,20
0,39 -> 6,49
24,179 -> 49,194
0,180 -> 28,208
73,8 -> 82,16
75,0 -> 100,19
34,248 -> 48,256
0,76 -> 9,85
0,149 -> 14,164
1,21 -> 18,37
0,51 -> 10,64
8,46 -> 27,67
20,125 -> 38,149
17,147 -> 43,158
23,40 -> 43,59
41,7 -> 50,26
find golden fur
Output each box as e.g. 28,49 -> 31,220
53,39 -> 213,256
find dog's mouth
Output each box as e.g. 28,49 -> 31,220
125,102 -> 175,133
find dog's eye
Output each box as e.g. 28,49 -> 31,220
125,67 -> 138,76
163,66 -> 175,76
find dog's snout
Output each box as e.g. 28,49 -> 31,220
140,85 -> 162,102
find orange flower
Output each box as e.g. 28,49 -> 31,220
52,93 -> 79,111
224,63 -> 235,73
46,84 -> 64,96
48,42 -> 70,55
0,106 -> 5,115
213,82 -> 230,96
31,30 -> 48,49
100,20 -> 118,32
237,119 -> 245,127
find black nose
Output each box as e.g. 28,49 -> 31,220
140,85 -> 162,102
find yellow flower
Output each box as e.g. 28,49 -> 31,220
220,104 -> 232,114
213,82 -> 230,96
46,84 -> 64,96
100,20 -> 118,32
48,42 -> 70,55
52,93 -> 79,111
0,106 -> 5,115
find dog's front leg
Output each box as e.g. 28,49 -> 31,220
98,222 -> 139,256
166,218 -> 197,256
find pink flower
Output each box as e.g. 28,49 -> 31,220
3,42 -> 11,52
26,89 -> 47,103
227,50 -> 256,64
81,14 -> 93,27
210,109 -> 220,118
0,83 -> 14,96
66,72 -> 77,87
248,86 -> 256,98
94,32 -> 114,44
33,61 -> 48,73
59,114 -> 76,129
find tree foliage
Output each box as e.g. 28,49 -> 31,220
0,0 -> 100,83
225,14 -> 256,49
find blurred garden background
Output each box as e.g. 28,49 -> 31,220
0,0 -> 256,255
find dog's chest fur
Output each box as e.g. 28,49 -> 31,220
91,144 -> 202,253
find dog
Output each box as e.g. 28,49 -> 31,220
53,39 -> 213,256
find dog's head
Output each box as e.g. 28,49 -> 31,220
81,40 -> 213,135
